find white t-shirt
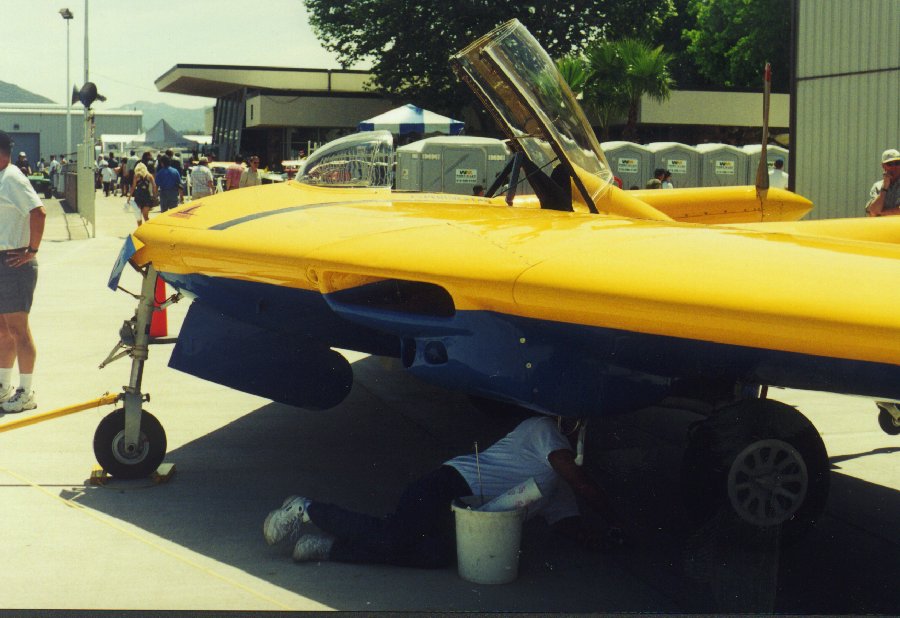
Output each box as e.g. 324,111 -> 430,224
769,168 -> 789,189
0,164 -> 43,250
445,416 -> 579,523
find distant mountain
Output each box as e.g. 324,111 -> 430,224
0,81 -> 55,104
114,101 -> 208,134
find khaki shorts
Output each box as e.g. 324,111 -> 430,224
0,257 -> 38,314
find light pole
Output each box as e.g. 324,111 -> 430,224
59,8 -> 73,161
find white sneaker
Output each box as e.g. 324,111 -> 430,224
293,533 -> 334,562
0,384 -> 14,403
1,388 -> 35,413
263,495 -> 310,545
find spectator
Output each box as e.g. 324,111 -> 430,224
131,162 -> 157,226
239,155 -> 262,188
661,170 -> 674,189
0,131 -> 46,414
768,158 -> 788,189
866,148 -> 900,217
100,160 -> 117,197
15,152 -> 32,176
154,155 -> 183,212
189,157 -> 215,199
225,155 -> 244,190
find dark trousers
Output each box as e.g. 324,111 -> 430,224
306,465 -> 472,568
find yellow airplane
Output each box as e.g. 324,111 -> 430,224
102,20 -> 899,541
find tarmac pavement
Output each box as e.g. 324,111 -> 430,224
0,191 -> 898,612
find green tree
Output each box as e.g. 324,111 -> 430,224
306,0 -> 677,117
555,56 -> 589,96
583,38 -> 674,139
684,0 -> 791,91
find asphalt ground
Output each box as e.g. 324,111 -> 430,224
0,191 -> 898,613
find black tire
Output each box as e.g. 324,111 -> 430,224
93,408 -> 167,479
877,404 -> 900,435
681,398 -> 829,544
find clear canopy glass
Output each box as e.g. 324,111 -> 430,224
451,19 -> 614,205
297,130 -> 394,188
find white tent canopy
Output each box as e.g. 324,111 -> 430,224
358,104 -> 464,135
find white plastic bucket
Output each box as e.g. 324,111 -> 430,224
452,498 -> 525,584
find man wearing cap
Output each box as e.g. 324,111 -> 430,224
768,158 -> 789,189
15,152 -> 32,177
0,131 -> 46,413
865,149 -> 900,217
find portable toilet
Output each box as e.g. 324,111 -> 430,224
396,136 -> 515,195
647,142 -> 700,188
741,144 -> 790,181
696,143 -> 750,187
601,141 -> 653,190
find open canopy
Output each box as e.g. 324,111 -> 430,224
358,104 -> 464,135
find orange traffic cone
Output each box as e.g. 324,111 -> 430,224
149,276 -> 167,338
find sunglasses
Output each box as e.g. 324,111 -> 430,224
887,161 -> 900,167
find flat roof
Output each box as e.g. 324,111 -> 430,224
155,65 -> 378,98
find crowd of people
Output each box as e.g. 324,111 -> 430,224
84,149 -> 264,226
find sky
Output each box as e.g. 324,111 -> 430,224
5,0 -> 357,110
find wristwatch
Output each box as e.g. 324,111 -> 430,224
26,247 -> 38,254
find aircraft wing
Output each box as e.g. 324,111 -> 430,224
126,182 -> 900,412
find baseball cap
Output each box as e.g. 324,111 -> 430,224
883,149 -> 900,164
0,131 -> 11,153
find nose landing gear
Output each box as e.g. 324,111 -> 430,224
97,265 -> 179,479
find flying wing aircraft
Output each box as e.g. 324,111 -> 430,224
102,20 -> 900,541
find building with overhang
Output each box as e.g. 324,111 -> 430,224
155,65 -> 393,165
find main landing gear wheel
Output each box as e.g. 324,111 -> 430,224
876,403 -> 900,435
93,408 -> 167,479
681,398 -> 830,545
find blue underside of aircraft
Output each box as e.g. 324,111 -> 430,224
161,272 -> 900,415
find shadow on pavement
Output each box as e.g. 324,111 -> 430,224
70,357 -> 900,613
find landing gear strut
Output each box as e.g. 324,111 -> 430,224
97,265 -> 175,478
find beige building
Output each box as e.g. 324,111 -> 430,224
155,65 -> 393,164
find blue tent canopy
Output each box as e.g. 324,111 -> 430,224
358,104 -> 464,135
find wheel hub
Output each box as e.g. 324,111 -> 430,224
727,438 -> 808,527
110,429 -> 149,465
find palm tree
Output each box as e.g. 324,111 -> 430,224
555,56 -> 589,96
584,38 -> 675,140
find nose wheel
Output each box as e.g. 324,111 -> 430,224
93,408 -> 167,479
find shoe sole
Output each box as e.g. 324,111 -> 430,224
263,495 -> 300,545
2,402 -> 36,414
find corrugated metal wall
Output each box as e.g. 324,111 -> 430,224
0,108 -> 141,161
795,0 -> 900,219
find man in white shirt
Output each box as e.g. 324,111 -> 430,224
262,414 -> 625,567
768,158 -> 789,189
0,131 -> 46,413
189,157 -> 215,199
